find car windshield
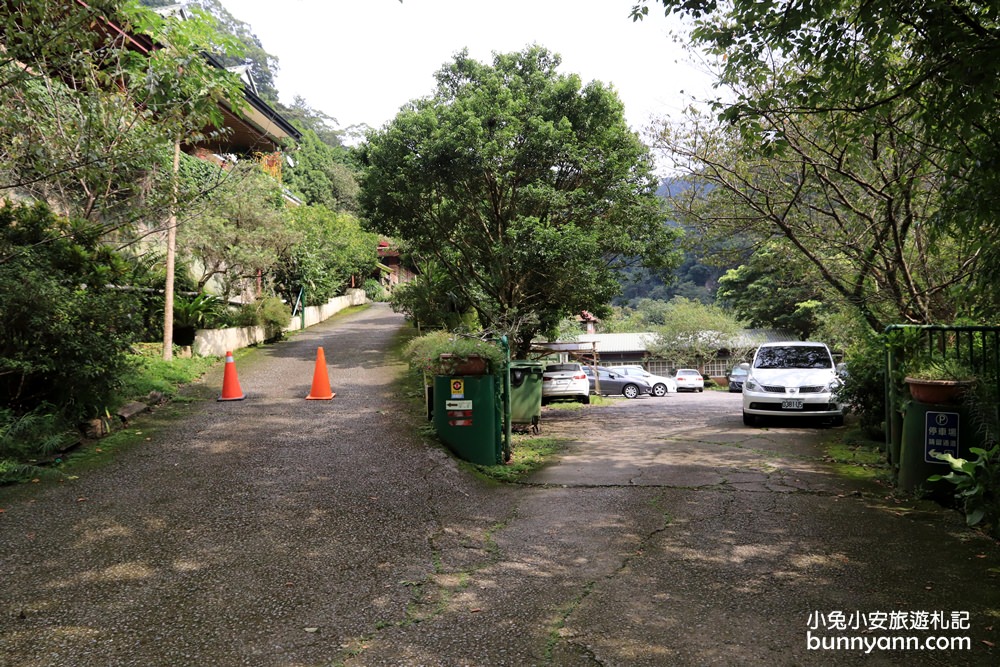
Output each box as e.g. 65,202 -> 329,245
754,346 -> 832,369
730,367 -> 748,376
676,369 -> 699,375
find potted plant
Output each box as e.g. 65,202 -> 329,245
904,357 -> 977,405
404,330 -> 505,377
172,293 -> 220,347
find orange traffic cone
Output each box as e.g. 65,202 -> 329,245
218,350 -> 245,401
306,346 -> 335,400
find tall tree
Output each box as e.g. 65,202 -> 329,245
358,46 -> 680,355
651,98 -> 982,331
632,0 -> 1000,312
177,167 -> 297,296
716,241 -> 826,340
283,128 -> 359,212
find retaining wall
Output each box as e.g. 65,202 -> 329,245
192,289 -> 367,357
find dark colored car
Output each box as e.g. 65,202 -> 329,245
583,366 -> 652,399
728,363 -> 750,392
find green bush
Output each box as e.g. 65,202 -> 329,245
0,406 -> 77,483
837,330 -> 888,438
402,330 -> 505,377
363,278 -> 387,302
259,296 -> 291,341
1,202 -> 140,423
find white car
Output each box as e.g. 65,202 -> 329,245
672,368 -> 704,392
541,362 -> 590,404
742,341 -> 845,426
606,365 -> 676,396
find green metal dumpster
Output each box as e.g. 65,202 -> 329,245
432,374 -> 502,465
898,400 -> 984,494
509,360 -> 543,434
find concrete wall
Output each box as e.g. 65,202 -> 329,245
192,289 -> 367,357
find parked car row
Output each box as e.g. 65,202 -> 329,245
541,363 -> 705,403
539,341 -> 847,428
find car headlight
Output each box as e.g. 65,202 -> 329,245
744,378 -> 759,391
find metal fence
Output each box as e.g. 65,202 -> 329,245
884,324 -> 1000,463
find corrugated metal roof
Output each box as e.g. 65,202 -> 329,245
576,333 -> 659,353
572,329 -> 797,354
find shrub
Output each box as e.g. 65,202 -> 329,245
403,330 -> 505,377
837,330 -> 888,438
362,278 -> 387,302
259,296 -> 292,342
1,202 -> 140,424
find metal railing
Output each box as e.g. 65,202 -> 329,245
884,325 -> 1000,463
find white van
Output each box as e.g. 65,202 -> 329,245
742,342 -> 844,426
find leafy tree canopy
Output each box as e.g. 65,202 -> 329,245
628,297 -> 753,369
633,0 -> 1000,316
716,241 -> 826,340
284,128 -> 358,212
1,0 -> 246,237
358,46 -> 681,355
274,205 -> 378,306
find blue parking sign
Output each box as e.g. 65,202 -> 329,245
924,411 -> 960,464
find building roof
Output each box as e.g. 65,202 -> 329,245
576,333 -> 659,354
570,329 -> 797,355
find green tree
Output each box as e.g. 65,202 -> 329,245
651,100 -> 981,331
632,0 -> 1000,313
284,128 -> 359,211
0,203 -> 139,422
358,46 -> 680,356
274,205 -> 378,306
717,242 -> 826,339
644,297 -> 755,370
177,167 -> 298,297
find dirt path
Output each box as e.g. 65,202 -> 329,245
1,305 -> 997,666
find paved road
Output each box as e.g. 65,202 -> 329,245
1,303 -> 998,666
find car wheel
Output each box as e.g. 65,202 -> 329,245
697,388 -> 704,393
580,394 -> 591,405
622,384 -> 639,399
652,383 -> 668,397
831,413 -> 845,427
743,411 -> 756,426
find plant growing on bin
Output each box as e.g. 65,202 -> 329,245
904,356 -> 977,383
403,330 -> 504,376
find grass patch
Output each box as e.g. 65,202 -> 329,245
474,434 -> 568,483
119,344 -> 219,405
823,427 -> 889,482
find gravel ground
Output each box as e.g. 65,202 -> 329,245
1,303 -> 998,666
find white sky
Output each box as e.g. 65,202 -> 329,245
221,0 -> 716,137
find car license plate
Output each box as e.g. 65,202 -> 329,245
782,399 -> 804,410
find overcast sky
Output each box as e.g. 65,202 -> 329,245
221,0 -> 715,137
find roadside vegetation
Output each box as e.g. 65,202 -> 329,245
4,1 -> 1000,534
1,1 -> 375,480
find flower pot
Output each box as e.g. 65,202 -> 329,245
439,353 -> 489,375
904,377 -> 973,405
173,325 -> 197,347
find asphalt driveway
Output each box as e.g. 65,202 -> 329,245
1,303 -> 997,666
